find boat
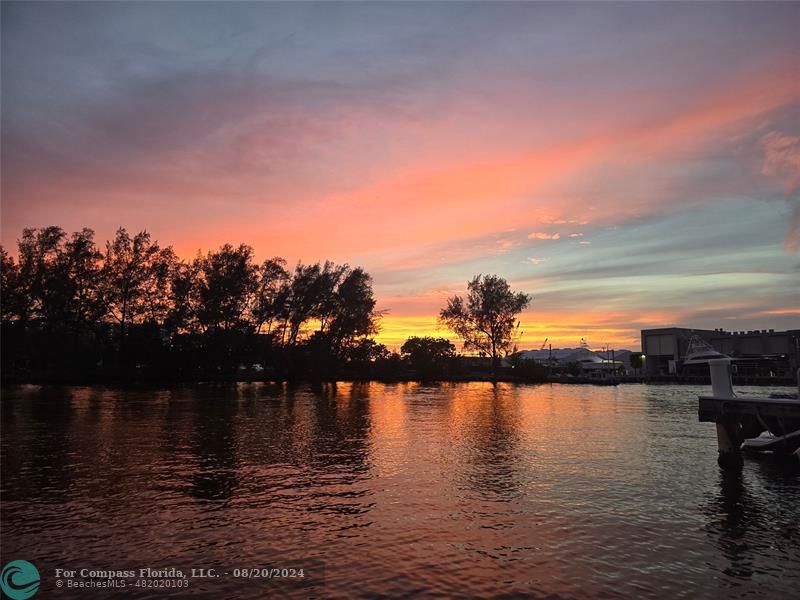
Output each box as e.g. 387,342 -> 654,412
681,334 -> 732,366
742,429 -> 800,453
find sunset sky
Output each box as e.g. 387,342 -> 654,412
2,2 -> 799,350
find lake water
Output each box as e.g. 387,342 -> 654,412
2,382 -> 798,599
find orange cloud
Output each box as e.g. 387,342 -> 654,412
761,308 -> 800,316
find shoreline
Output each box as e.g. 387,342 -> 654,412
2,375 -> 797,388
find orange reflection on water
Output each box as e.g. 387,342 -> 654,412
4,382 -> 797,598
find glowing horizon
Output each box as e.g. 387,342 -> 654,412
2,2 -> 798,351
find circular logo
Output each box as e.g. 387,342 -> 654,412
0,561 -> 40,600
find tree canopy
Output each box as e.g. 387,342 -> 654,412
401,336 -> 456,378
439,274 -> 531,369
0,225 -> 382,380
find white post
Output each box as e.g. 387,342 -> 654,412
709,358 -> 742,469
709,358 -> 734,399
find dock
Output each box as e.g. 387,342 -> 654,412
698,360 -> 800,469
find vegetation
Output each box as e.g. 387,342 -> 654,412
400,336 -> 456,380
0,226 -> 383,382
1,226 -> 545,383
439,274 -> 531,374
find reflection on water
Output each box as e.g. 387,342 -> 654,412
703,463 -> 800,589
711,471 -> 761,580
2,382 -> 798,599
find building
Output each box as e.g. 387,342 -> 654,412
640,327 -> 800,377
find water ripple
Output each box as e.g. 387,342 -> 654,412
2,382 -> 798,598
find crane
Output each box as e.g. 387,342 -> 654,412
510,321 -> 524,354
540,338 -> 548,351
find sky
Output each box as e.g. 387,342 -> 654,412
2,2 -> 799,350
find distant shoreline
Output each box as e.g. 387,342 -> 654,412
2,375 -> 797,388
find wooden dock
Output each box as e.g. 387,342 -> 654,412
698,394 -> 800,423
698,360 -> 800,470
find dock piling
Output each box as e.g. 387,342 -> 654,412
715,416 -> 744,470
709,359 -> 743,470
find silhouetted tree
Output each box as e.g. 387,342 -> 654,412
196,244 -> 258,331
1,224 -> 385,383
315,261 -> 348,334
285,262 -> 323,345
401,336 -> 456,379
440,274 -> 531,374
1,227 -> 103,328
343,339 -> 396,378
1,246 -> 22,321
142,247 -> 177,325
15,226 -> 67,323
62,228 -> 104,328
165,258 -> 201,333
327,267 -> 378,353
346,339 -> 391,364
283,261 -> 372,347
251,257 -> 290,334
2,227 -> 109,378
280,262 -> 380,378
97,228 -> 174,340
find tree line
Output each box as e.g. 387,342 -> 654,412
0,226 -> 383,381
1,226 -> 536,383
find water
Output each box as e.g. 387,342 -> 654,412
2,382 -> 798,599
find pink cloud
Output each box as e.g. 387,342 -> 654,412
3,61 -> 799,264
760,131 -> 800,193
759,130 -> 800,251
